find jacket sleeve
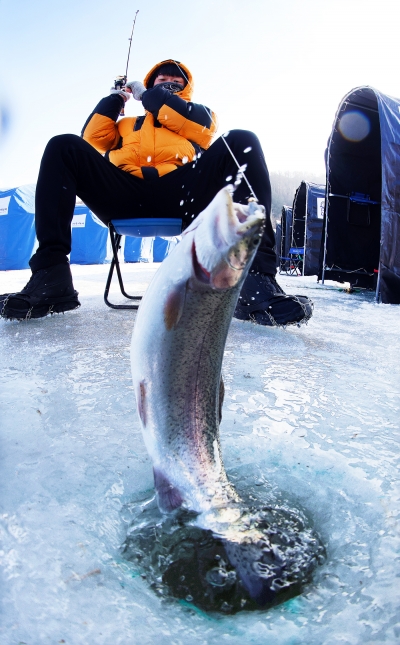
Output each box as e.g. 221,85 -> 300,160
81,94 -> 124,152
142,86 -> 218,150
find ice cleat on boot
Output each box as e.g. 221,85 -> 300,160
234,271 -> 313,327
0,263 -> 81,321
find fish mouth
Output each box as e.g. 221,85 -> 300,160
192,240 -> 211,284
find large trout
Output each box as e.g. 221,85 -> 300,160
129,188 -> 323,609
131,188 -> 264,519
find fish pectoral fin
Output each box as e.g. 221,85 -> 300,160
153,468 -> 183,512
163,281 -> 187,331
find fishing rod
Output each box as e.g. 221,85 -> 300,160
114,10 -> 139,115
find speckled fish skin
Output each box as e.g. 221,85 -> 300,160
131,188 -> 265,518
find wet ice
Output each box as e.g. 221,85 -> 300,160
0,265 -> 399,644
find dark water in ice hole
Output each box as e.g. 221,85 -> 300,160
121,473 -> 325,615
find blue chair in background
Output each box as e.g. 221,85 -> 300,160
104,218 -> 182,310
279,247 -> 304,276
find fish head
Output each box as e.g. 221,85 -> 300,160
184,187 -> 266,290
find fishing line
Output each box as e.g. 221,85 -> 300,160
172,60 -> 259,202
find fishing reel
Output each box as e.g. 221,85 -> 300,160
114,75 -> 127,91
113,75 -> 128,116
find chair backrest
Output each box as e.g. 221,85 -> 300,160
111,218 -> 182,238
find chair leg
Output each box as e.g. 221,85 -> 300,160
104,228 -> 143,310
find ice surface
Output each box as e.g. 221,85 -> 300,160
1,265 -> 399,644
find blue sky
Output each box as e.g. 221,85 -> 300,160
1,0 -> 400,188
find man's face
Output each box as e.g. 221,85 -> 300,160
153,74 -> 185,87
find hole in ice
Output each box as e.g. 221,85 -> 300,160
121,494 -> 325,614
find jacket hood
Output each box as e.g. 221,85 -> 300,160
143,59 -> 193,101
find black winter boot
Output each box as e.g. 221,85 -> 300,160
234,271 -> 313,327
0,264 -> 80,320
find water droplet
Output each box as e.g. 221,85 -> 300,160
180,200 -> 184,206
182,156 -> 188,164
147,156 -> 151,162
186,595 -> 193,602
243,146 -> 252,153
226,175 -> 232,181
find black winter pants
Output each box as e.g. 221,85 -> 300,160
30,130 -> 276,274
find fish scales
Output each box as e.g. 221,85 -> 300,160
131,188 -> 265,516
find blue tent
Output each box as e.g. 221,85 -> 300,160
320,86 -> 400,303
292,181 -> 325,276
124,236 -> 181,263
153,236 -> 180,262
0,184 -> 36,270
275,223 -> 282,268
124,237 -> 154,263
70,204 -> 108,265
278,206 -> 293,272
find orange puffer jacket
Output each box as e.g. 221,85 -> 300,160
82,59 -> 218,179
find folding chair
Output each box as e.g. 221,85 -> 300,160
279,248 -> 304,276
104,217 -> 182,310
346,192 -> 379,227
288,247 -> 304,275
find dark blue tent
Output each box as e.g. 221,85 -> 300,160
320,86 -> 400,303
292,181 -> 325,276
0,184 -> 36,270
275,223 -> 282,268
70,204 -> 108,265
278,206 -> 293,272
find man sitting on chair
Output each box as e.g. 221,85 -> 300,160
0,59 -> 313,326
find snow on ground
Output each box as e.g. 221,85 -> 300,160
1,263 -> 399,644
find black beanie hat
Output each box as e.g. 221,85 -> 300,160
146,62 -> 188,89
